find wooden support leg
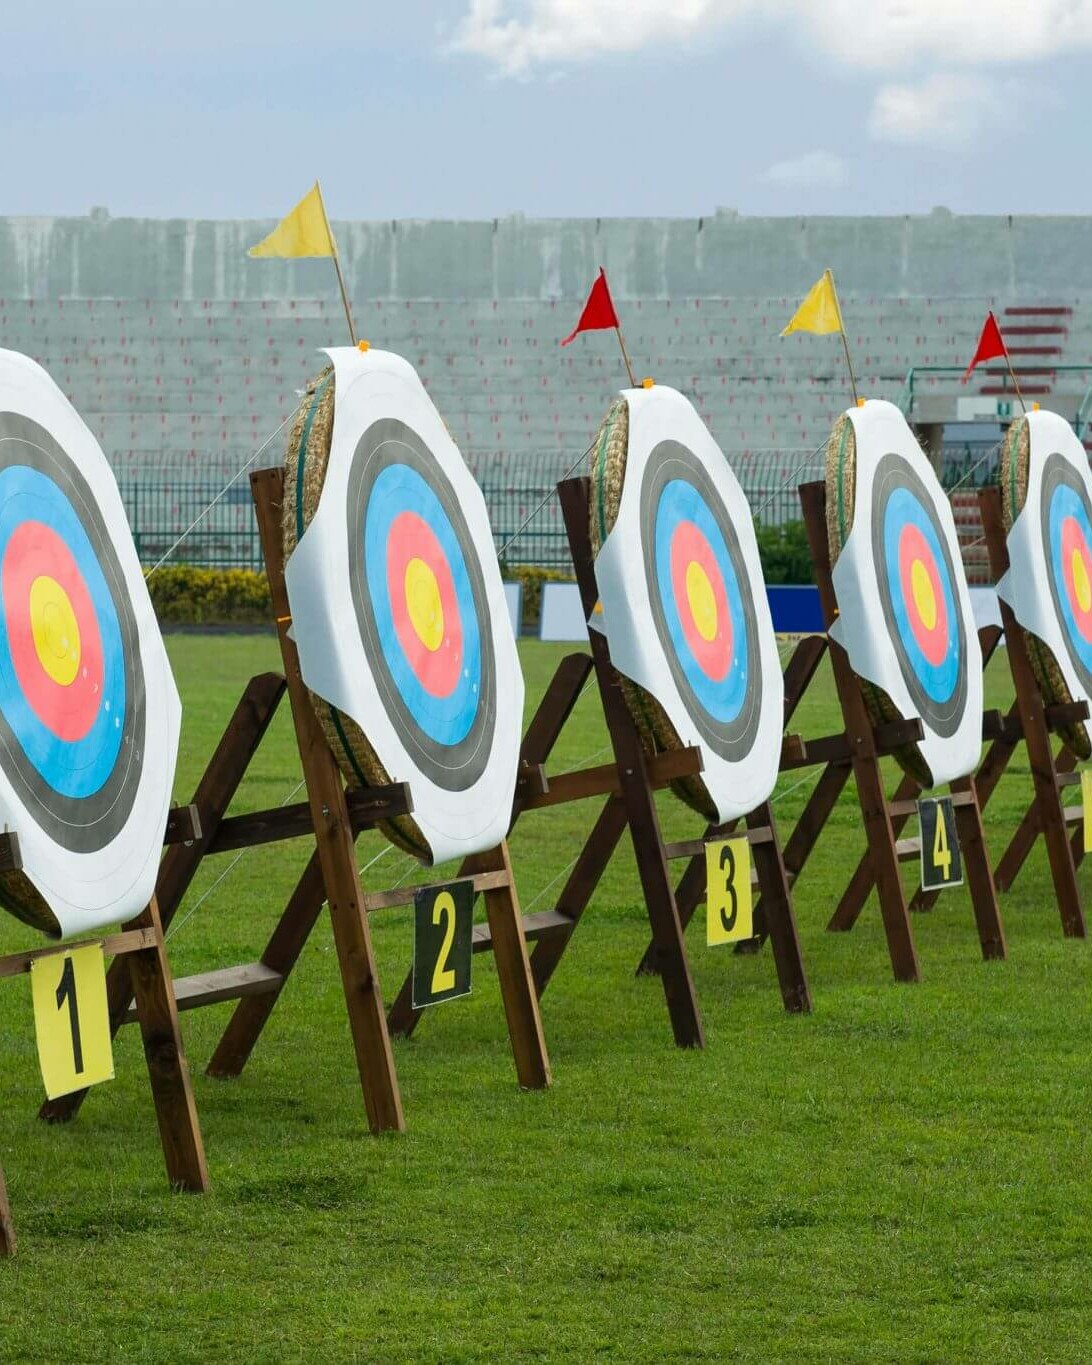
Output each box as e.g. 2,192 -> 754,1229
980,485 -> 1085,936
951,774 -> 1007,960
0,1164 -> 14,1258
531,794 -> 628,995
40,670 -> 287,1125
634,828 -> 719,977
464,841 -> 550,1090
995,747 -> 1078,893
207,851 -> 327,1078
127,898 -> 209,1193
748,803 -> 812,1013
253,466 -> 404,1134
560,477 -> 704,1048
387,651 -> 596,1037
800,481 -> 920,982
829,772 -> 919,931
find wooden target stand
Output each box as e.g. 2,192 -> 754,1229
950,484 -> 1088,934
749,481 -> 1009,983
41,465 -> 551,1140
385,475 -> 812,1049
0,810 -> 209,1256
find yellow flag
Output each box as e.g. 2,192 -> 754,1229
781,269 -> 843,337
248,182 -> 335,259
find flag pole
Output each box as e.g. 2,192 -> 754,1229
315,180 -> 358,346
614,321 -> 638,389
828,269 -> 859,406
996,316 -> 1027,414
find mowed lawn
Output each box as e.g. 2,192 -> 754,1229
1,635 -> 1091,1362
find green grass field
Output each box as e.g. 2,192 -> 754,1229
1,635 -> 1091,1362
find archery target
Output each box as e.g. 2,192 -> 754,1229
998,410 -> 1092,757
592,385 -> 782,824
0,351 -> 180,939
872,456 -> 967,737
828,399 -> 981,787
284,348 -> 522,865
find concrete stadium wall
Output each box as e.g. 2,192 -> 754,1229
4,209 -> 1092,301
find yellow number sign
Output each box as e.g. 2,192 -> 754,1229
30,944 -> 114,1099
1082,771 -> 1092,854
706,838 -> 753,946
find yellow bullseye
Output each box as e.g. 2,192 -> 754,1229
29,576 -> 81,686
910,558 -> 937,632
405,557 -> 444,652
685,561 -> 718,642
1072,548 -> 1092,614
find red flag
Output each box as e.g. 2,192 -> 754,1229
560,268 -> 620,346
963,310 -> 1009,382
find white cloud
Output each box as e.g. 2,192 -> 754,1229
762,150 -> 848,189
868,72 -> 1004,147
451,0 -> 1092,75
449,0 -> 760,74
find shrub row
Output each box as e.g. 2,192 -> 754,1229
146,528 -> 814,629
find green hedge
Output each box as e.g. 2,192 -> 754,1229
146,531 -> 814,629
754,520 -> 815,585
146,566 -> 271,625
146,563 -> 575,632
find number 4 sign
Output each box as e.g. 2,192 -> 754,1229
706,837 -> 753,946
918,796 -> 963,892
30,944 -> 114,1099
412,880 -> 474,1009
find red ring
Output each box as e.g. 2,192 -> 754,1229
1061,515 -> 1092,642
2,522 -> 104,741
897,524 -> 948,668
669,520 -> 733,682
386,512 -> 463,698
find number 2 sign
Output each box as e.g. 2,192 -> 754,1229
412,880 -> 474,1009
30,944 -> 114,1099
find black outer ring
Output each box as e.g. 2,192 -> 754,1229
346,417 -> 496,792
870,451 -> 967,738
638,439 -> 764,762
1040,451 -> 1092,695
0,412 -> 146,853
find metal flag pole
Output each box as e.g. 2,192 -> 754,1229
315,179 -> 358,346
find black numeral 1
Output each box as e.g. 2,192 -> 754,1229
55,958 -> 83,1074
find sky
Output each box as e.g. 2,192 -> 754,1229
5,0 -> 1092,221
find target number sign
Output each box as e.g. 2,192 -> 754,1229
706,837 -> 753,945
918,798 -> 963,892
30,944 -> 114,1098
1081,772 -> 1092,854
412,879 -> 474,1009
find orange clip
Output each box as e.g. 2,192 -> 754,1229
358,339 -> 370,352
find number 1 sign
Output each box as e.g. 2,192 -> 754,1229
29,944 -> 114,1099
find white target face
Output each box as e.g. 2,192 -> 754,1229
593,385 -> 783,823
829,399 -> 982,786
284,348 -> 524,864
999,409 -> 1092,715
0,350 -> 181,937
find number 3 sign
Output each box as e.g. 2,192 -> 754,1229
30,944 -> 114,1099
705,837 -> 753,946
412,880 -> 474,1009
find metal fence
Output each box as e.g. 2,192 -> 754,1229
120,449 -> 826,572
